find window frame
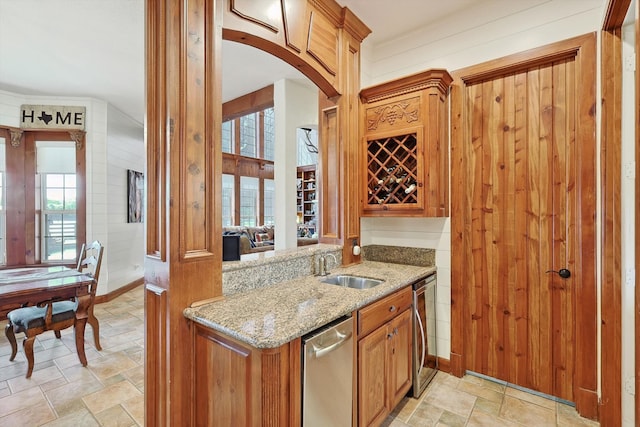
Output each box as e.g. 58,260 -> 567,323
0,128 -> 86,266
221,85 -> 276,227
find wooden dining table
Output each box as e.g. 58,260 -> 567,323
0,265 -> 97,367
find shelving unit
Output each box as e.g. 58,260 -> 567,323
296,165 -> 317,225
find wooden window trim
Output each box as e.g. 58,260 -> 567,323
0,127 -> 86,267
222,85 -> 275,227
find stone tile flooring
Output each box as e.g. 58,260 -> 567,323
0,285 -> 599,426
384,371 -> 600,427
0,286 -> 144,426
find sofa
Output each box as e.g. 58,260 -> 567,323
223,225 -> 275,255
222,225 -> 319,256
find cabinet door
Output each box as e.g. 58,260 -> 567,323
358,325 -> 390,427
388,309 -> 413,409
194,325 -> 257,426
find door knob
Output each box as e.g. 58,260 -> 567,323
546,268 -> 571,279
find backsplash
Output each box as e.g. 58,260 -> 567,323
362,245 -> 435,267
222,244 -> 342,295
221,244 -> 433,295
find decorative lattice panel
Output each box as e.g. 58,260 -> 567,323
366,133 -> 418,205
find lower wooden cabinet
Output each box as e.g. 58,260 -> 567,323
358,324 -> 389,426
191,323 -> 301,426
357,287 -> 413,427
189,286 -> 413,427
387,310 -> 413,407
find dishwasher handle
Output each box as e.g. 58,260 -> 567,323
311,330 -> 353,359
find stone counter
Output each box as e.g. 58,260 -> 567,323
221,243 -> 342,295
184,261 -> 435,349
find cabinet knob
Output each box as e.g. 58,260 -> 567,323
389,305 -> 396,313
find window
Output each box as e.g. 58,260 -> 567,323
0,130 -> 85,266
239,176 -> 259,226
221,87 -> 278,229
297,127 -> 318,167
263,107 -> 275,161
41,174 -> 77,262
263,179 -> 275,226
37,141 -> 77,263
222,174 -> 235,226
239,113 -> 257,158
221,120 -> 234,154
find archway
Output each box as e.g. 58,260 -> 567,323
144,1 -> 370,424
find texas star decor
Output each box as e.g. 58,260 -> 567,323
20,105 -> 86,130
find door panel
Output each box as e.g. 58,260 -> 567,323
358,325 -> 388,427
388,309 -> 412,408
463,58 -> 578,400
451,34 -> 597,417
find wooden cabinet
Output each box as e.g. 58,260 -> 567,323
360,69 -> 452,217
296,165 -> 317,226
387,310 -> 412,406
190,285 -> 414,427
357,287 -> 413,426
192,323 -> 301,426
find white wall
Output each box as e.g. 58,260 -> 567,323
360,218 -> 451,358
274,79 -> 318,249
621,18 -> 636,427
359,1 -> 606,365
105,105 -> 145,294
0,89 -> 145,296
360,1 -> 605,87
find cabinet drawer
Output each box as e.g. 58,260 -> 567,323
358,286 -> 412,337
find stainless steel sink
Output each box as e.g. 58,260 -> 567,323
321,275 -> 384,290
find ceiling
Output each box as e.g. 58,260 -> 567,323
0,1 -> 604,126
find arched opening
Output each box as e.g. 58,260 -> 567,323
144,2 -> 370,424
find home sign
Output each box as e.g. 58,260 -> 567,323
20,105 -> 86,130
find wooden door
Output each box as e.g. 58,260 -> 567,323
451,34 -> 597,406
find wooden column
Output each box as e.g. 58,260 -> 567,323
144,0 -> 222,425
318,8 -> 370,265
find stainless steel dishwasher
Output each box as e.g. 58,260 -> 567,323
302,315 -> 353,427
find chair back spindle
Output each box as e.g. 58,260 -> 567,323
78,241 -> 104,296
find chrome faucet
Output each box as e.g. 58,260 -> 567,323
317,253 -> 338,276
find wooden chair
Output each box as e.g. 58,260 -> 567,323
4,240 -> 104,378
73,241 -> 104,350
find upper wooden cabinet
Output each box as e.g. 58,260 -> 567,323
360,69 -> 452,217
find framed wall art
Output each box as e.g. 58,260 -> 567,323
127,169 -> 144,223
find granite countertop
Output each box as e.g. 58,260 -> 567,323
183,261 -> 436,349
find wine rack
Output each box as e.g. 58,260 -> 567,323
360,69 -> 452,217
366,133 -> 419,206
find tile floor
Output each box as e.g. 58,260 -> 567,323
0,285 -> 599,426
384,371 -> 600,427
0,286 -> 144,426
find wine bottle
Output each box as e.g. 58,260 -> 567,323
405,183 -> 416,194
